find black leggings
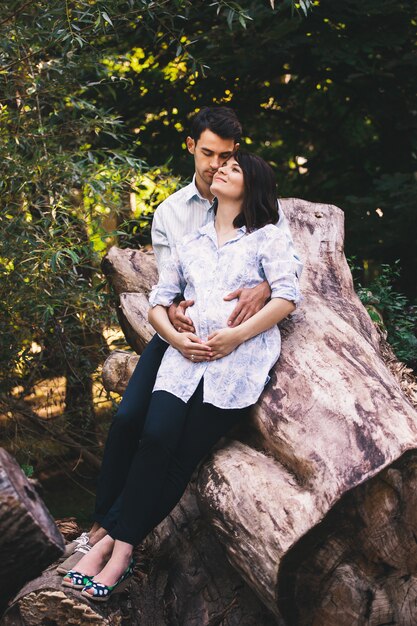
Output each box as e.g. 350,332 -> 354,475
94,335 -> 250,545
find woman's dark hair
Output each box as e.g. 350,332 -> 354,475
190,107 -> 242,143
232,151 -> 279,231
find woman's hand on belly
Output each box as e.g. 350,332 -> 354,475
173,332 -> 212,362
206,327 -> 243,360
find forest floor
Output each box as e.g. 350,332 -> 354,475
0,326 -> 127,525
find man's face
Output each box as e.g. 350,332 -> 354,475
186,129 -> 237,189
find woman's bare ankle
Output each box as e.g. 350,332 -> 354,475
75,536 -> 114,576
89,526 -> 108,546
88,522 -> 100,536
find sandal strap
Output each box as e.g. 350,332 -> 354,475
84,581 -> 110,596
65,570 -> 92,585
83,559 -> 135,596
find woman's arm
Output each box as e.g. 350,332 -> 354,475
149,305 -> 212,361
206,297 -> 295,360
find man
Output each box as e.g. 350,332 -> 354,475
58,106 -> 301,573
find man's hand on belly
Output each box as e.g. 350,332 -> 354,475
168,300 -> 196,333
224,281 -> 271,328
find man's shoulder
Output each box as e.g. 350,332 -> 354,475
155,182 -> 194,215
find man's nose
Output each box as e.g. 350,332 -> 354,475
210,156 -> 222,169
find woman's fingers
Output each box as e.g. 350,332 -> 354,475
183,332 -> 203,343
181,334 -> 212,361
187,346 -> 212,356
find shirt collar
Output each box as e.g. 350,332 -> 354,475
184,174 -> 213,206
198,220 -> 247,248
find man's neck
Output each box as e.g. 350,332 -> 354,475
194,173 -> 214,202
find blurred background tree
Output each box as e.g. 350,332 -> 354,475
0,0 -> 416,498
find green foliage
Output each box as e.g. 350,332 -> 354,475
355,261 -> 417,367
21,464 -> 34,479
0,2 -> 184,396
88,0 -> 416,297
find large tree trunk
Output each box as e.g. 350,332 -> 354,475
5,198 -> 417,625
100,198 -> 417,624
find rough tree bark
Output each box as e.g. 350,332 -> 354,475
4,198 -> 417,625
0,449 -> 64,614
196,199 -> 417,624
2,485 -> 277,626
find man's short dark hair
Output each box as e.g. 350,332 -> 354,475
190,107 -> 242,144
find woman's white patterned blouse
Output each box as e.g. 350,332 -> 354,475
149,220 -> 302,409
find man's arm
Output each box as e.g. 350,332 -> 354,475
152,207 -> 196,333
151,207 -> 171,271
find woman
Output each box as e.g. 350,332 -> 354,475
62,151 -> 302,601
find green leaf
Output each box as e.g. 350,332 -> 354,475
101,12 -> 113,27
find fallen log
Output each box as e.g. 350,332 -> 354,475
0,448 -> 64,613
117,292 -> 155,354
101,349 -> 139,395
101,246 -> 157,296
198,443 -> 417,625
2,485 -> 278,626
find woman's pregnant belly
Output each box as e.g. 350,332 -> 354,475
183,286 -> 258,341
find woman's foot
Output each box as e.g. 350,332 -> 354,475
83,540 -> 134,595
81,558 -> 134,602
66,534 -> 114,578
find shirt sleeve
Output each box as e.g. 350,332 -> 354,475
151,206 -> 171,273
148,246 -> 186,308
259,226 -> 303,306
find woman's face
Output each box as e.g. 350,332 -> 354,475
210,156 -> 244,202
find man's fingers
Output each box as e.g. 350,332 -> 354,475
232,312 -> 245,327
227,304 -> 243,327
223,289 -> 241,301
176,310 -> 193,324
179,299 -> 194,309
239,311 -> 253,325
176,321 -> 195,333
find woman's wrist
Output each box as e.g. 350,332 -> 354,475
167,328 -> 182,349
232,324 -> 249,345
